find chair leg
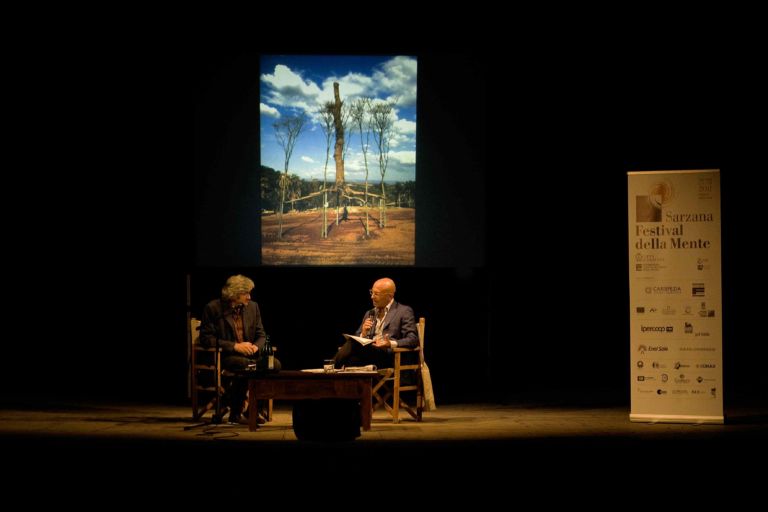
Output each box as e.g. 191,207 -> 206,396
372,370 -> 393,412
393,365 -> 401,423
191,385 -> 198,420
416,373 -> 424,421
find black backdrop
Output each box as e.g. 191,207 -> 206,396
7,36 -> 766,408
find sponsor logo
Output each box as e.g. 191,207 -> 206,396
641,325 -> 673,333
637,345 -> 669,353
636,253 -> 665,263
634,253 -> 666,272
698,302 -> 715,317
644,286 -> 683,295
696,257 -> 711,271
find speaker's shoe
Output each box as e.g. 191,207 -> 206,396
227,414 -> 249,425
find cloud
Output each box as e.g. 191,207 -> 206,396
389,150 -> 416,165
320,72 -> 373,103
260,103 -> 280,118
394,118 -> 416,135
262,57 -> 417,118
261,64 -> 323,107
372,56 -> 418,107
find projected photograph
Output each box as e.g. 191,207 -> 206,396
260,55 -> 416,265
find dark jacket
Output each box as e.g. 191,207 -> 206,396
200,299 -> 267,354
355,300 -> 419,349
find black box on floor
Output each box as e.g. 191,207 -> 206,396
292,399 -> 361,442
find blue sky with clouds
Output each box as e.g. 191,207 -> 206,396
260,55 -> 417,183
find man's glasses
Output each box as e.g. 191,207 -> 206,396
369,289 -> 389,297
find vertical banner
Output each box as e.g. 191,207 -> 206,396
627,170 -> 723,423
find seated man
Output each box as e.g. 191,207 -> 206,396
200,274 -> 282,424
333,277 -> 419,371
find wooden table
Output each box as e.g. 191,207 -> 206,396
246,370 -> 377,432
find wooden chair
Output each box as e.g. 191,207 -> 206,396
372,317 -> 433,423
190,317 -> 226,420
189,316 -> 273,422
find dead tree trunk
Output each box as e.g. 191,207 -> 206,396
332,82 -> 345,189
332,82 -> 345,225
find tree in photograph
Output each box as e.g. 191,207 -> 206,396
273,114 -> 306,239
350,97 -> 372,236
317,104 -> 334,238
331,83 -> 345,187
288,174 -> 302,211
330,82 -> 349,225
370,100 -> 396,228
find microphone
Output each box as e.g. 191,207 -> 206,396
367,308 -> 377,338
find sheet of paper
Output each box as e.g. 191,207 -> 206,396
343,333 -> 374,346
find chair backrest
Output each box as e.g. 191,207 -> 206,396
190,317 -> 201,345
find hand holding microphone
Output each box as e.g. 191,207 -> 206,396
363,308 -> 377,338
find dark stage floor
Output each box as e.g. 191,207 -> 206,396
3,391 -> 766,493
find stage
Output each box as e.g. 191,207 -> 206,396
3,399 -> 766,442
3,395 -> 765,460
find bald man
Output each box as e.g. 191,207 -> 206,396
333,277 -> 419,369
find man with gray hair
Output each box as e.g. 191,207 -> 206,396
200,274 -> 281,424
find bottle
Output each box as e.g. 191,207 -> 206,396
264,335 -> 275,370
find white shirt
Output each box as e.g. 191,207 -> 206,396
374,299 -> 397,348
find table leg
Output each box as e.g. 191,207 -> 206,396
248,381 -> 258,432
361,381 -> 372,431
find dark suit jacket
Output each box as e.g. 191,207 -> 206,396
200,299 -> 267,354
355,300 -> 419,350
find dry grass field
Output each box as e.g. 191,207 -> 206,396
262,206 -> 415,265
